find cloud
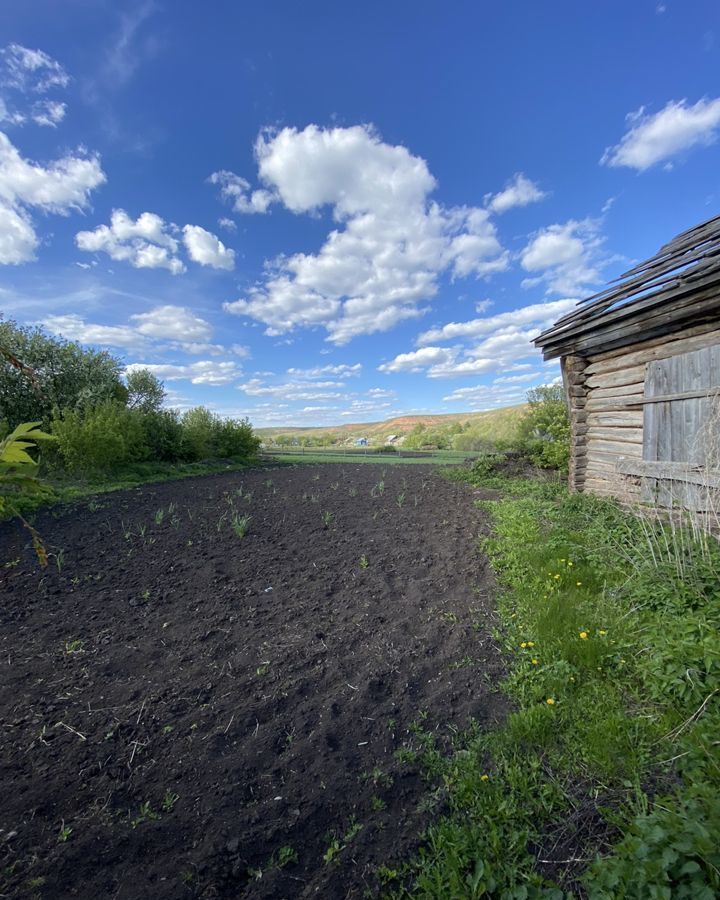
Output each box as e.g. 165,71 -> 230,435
209,170 -> 275,214
485,173 -> 546,214
0,44 -> 70,128
286,362 -> 362,378
378,346 -> 455,374
602,98 -> 720,170
238,376 -> 349,403
130,304 -> 213,341
0,44 -> 69,93
520,218 -> 604,295
0,131 -> 105,264
418,298 -> 578,344
125,360 -> 241,385
43,314 -> 147,349
380,298 -> 576,380
76,209 -> 185,274
77,211 -> 236,273
103,2 -> 159,86
218,216 -> 237,232
222,124 -> 508,343
182,224 -> 235,270
42,305 -> 230,356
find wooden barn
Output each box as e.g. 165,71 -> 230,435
535,214 -> 720,514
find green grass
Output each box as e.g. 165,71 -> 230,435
384,464 -> 720,898
7,457 -> 260,519
264,450 -> 475,466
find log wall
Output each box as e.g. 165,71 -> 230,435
566,323 -> 720,504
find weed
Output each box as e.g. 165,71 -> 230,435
256,663 -> 269,676
322,510 -> 334,529
162,790 -> 179,812
274,846 -> 298,868
65,639 -> 84,654
131,801 -> 159,827
371,796 -> 386,812
359,554 -> 369,568
57,822 -> 72,843
349,486 -> 358,497
162,725 -> 174,734
371,479 -> 385,497
396,491 -> 406,508
53,548 -> 65,572
231,513 -> 251,538
154,508 -> 164,525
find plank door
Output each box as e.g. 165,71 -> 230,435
642,345 -> 720,510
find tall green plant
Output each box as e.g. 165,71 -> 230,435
0,422 -> 56,565
517,383 -> 570,471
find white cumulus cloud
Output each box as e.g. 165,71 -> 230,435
485,173 -> 546,214
209,169 -> 275,214
0,44 -> 69,93
520,218 -> 604,295
222,124 -> 508,343
182,224 -> 235,270
602,98 -> 720,171
0,131 -> 105,264
76,209 -> 185,274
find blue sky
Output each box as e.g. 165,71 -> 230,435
1,1 -> 719,427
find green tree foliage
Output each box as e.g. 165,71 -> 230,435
181,406 -> 261,461
0,318 -> 126,427
126,368 -> 166,413
139,409 -> 184,462
517,383 -> 571,471
214,417 -> 262,458
181,406 -> 217,460
51,401 -> 147,472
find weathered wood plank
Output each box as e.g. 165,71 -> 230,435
584,328 -> 720,376
586,412 -> 644,428
587,426 -> 644,443
616,458 -> 720,488
586,365 -> 645,390
586,438 -> 643,457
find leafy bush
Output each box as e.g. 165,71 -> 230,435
51,401 -> 147,473
140,409 -> 184,462
213,417 -> 261,459
517,384 -> 570,471
0,422 -> 55,516
587,785 -> 720,899
180,406 -> 216,461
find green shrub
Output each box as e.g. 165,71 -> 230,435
214,417 -> 261,458
140,409 -> 184,462
587,785 -> 720,899
180,406 -> 217,461
517,384 -> 570,471
51,401 -> 148,473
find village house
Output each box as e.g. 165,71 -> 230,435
535,213 -> 720,514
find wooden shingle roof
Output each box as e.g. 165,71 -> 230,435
535,213 -> 720,360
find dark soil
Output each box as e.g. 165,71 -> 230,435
0,464 -> 507,899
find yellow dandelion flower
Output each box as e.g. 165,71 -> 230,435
576,581 -> 582,587
579,631 -> 588,639
480,774 -> 489,782
569,676 -> 576,682
598,629 -> 607,636
567,560 -> 574,567
520,642 -> 527,648
527,641 -> 535,647
531,658 -> 539,665
554,574 -> 561,580
546,698 -> 555,706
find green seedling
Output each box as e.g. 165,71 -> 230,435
275,846 -> 298,868
162,790 -> 179,812
65,639 -> 84,654
154,509 -> 164,525
322,510 -> 334,528
359,554 -> 369,569
371,796 -> 387,812
396,491 -> 406,508
131,801 -> 159,827
231,514 -> 251,538
57,822 -> 72,843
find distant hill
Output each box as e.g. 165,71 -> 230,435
256,404 -> 526,444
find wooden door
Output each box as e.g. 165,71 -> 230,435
641,345 -> 720,509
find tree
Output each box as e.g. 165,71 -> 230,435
517,383 -> 570,470
0,318 -> 126,427
126,368 -> 166,413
